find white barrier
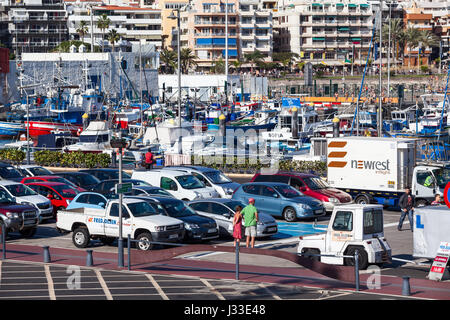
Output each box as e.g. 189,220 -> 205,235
164,153 -> 191,166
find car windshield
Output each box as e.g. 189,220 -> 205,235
52,185 -> 79,198
147,188 -> 173,197
433,168 -> 450,188
303,177 -> 330,190
29,167 -> 52,176
49,177 -> 78,187
5,184 -> 37,197
203,171 -> 232,184
0,166 -> 23,179
273,185 -> 303,198
127,201 -> 159,217
78,174 -> 101,186
175,175 -> 205,189
162,200 -> 197,217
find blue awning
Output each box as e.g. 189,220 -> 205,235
213,38 -> 225,45
196,38 -> 212,45
222,49 -> 238,57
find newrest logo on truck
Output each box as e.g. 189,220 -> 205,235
327,141 -> 390,174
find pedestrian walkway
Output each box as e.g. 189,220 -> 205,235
1,243 -> 449,300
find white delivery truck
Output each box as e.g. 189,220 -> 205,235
297,204 -> 392,270
413,205 -> 450,260
56,198 -> 185,250
326,137 -> 450,207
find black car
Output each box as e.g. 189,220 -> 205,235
129,196 -> 219,242
52,172 -> 101,190
0,162 -> 24,182
79,169 -> 131,181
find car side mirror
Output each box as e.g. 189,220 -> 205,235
47,194 -> 54,200
99,202 -> 105,208
300,187 -> 307,192
224,213 -> 231,219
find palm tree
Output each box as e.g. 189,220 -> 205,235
272,52 -> 299,73
212,58 -> 225,74
76,21 -> 89,45
180,48 -> 197,74
159,48 -> 177,74
381,18 -> 404,74
231,59 -> 242,74
417,30 -> 439,71
97,13 -> 111,53
107,29 -> 120,52
244,50 -> 264,73
404,27 -> 421,70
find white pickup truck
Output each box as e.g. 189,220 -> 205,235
56,198 -> 185,250
297,204 -> 392,269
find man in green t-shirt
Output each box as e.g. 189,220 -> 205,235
241,198 -> 259,248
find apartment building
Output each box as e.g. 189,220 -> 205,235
178,0 -> 239,71
66,1 -> 163,50
158,0 -> 190,49
274,0 -> 374,68
239,0 -> 273,60
0,0 -> 68,55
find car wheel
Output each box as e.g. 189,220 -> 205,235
283,207 -> 297,222
345,246 -> 369,270
355,195 -> 371,205
19,227 -> 37,238
136,232 -> 154,251
72,227 -> 90,248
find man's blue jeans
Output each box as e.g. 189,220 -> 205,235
398,209 -> 414,231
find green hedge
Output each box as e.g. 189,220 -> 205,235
191,155 -> 326,176
34,150 -> 111,168
0,149 -> 26,164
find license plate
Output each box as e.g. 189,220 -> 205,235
24,220 -> 35,225
169,234 -> 178,239
208,228 -> 217,233
315,209 -> 323,214
267,227 -> 277,232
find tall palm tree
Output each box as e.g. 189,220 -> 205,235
231,59 -> 242,74
76,20 -> 89,44
97,13 -> 111,53
418,30 -> 439,71
381,18 -> 404,74
180,48 -> 197,74
212,58 -> 225,74
159,48 -> 177,74
107,28 -> 120,52
404,27 -> 421,70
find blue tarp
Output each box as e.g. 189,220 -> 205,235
282,97 -> 302,108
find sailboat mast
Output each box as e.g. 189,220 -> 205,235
378,0 -> 383,137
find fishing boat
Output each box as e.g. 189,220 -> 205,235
64,121 -> 112,153
0,121 -> 25,139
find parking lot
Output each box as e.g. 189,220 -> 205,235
0,261 -> 418,300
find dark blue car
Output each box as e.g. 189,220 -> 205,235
232,182 -> 326,222
129,196 -> 219,242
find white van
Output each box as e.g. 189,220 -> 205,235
132,169 -> 220,201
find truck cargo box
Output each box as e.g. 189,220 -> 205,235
327,137 -> 417,192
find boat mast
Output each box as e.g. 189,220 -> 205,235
378,0 -> 383,137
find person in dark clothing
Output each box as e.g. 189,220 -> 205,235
398,187 -> 415,232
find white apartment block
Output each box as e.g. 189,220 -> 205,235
239,0 -> 273,60
65,1 -> 163,50
275,0 -> 374,67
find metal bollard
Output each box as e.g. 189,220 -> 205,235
43,246 -> 51,263
235,244 -> 240,280
354,250 -> 360,291
402,276 -> 411,296
86,250 -> 93,267
127,234 -> 131,271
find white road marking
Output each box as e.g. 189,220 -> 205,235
200,278 -> 225,300
44,265 -> 56,300
317,292 -> 352,300
384,221 -> 409,228
95,270 -> 113,300
258,283 -> 282,300
146,274 -> 169,300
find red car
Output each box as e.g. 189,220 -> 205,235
251,172 -> 353,213
21,176 -> 86,192
25,182 -> 80,216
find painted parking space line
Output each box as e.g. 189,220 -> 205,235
146,274 -> 169,300
200,279 -> 225,300
44,265 -> 56,300
258,283 -> 282,300
95,270 -> 113,300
